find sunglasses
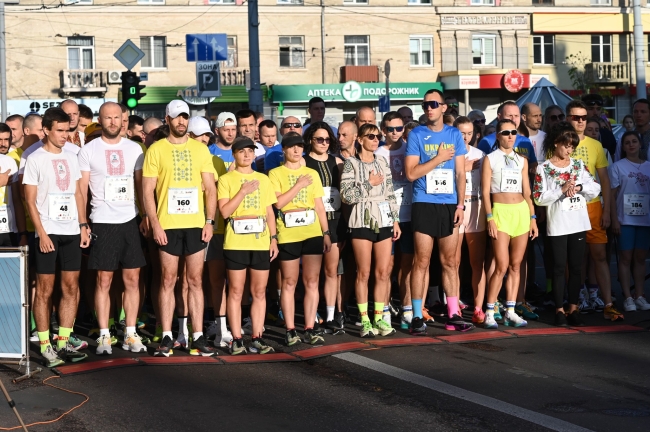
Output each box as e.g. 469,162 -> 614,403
473,119 -> 486,124
498,130 -> 518,136
312,137 -> 330,144
549,114 -> 565,121
282,122 -> 302,129
447,103 -> 459,108
364,133 -> 383,141
385,126 -> 404,133
422,101 -> 442,110
569,115 -> 588,122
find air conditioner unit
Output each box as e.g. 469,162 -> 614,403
108,70 -> 122,84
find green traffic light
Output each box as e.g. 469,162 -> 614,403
126,98 -> 138,109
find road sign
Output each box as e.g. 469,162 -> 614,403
379,95 -> 390,112
186,34 -> 228,62
196,62 -> 221,98
114,40 -> 145,71
139,72 -> 148,82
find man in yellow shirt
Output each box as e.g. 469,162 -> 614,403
143,100 -> 218,357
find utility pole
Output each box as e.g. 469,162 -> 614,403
248,0 -> 263,112
321,0 -> 325,84
633,0 -> 646,99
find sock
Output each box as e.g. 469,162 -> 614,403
546,279 -> 552,294
358,303 -> 370,323
57,326 -> 72,349
219,316 -> 227,333
447,296 -> 459,318
326,306 -> 335,322
100,328 -> 110,336
506,301 -> 516,315
38,330 -> 50,353
486,303 -> 495,318
193,332 -> 203,341
178,316 -> 188,335
412,299 -> 423,319
119,308 -> 126,323
374,302 -> 384,323
162,331 -> 173,340
108,317 -> 115,328
30,311 -> 36,331
382,305 -> 390,321
126,326 -> 136,335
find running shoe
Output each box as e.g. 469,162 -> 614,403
313,322 -> 325,336
578,298 -> 594,314
483,314 -> 498,329
554,311 -> 567,327
304,328 -> 325,345
326,318 -> 345,335
205,320 -> 219,338
590,295 -> 605,312
422,308 -> 436,324
635,296 -> 650,311
389,302 -> 400,317
334,312 -> 346,331
503,311 -> 527,328
230,338 -> 247,355
241,317 -> 253,335
122,333 -> 147,353
360,321 -> 376,338
173,332 -> 189,350
471,309 -> 485,325
409,317 -> 427,336
603,304 -> 624,321
30,330 -> 39,343
137,320 -> 146,330
445,314 -> 474,332
58,343 -> 88,363
138,331 -> 151,345
50,311 -> 59,334
42,345 -> 65,368
190,336 -> 216,357
400,314 -> 412,330
515,303 -> 539,320
152,323 -> 163,342
428,302 -> 447,317
96,334 -> 113,355
285,329 -> 302,346
459,299 -> 468,310
372,319 -> 396,337
68,333 -> 88,351
493,303 -> 503,321
249,338 -> 275,354
109,326 -> 119,346
624,297 -> 637,312
213,330 -> 234,348
316,312 -> 324,325
88,327 -> 100,338
154,336 -> 174,357
566,310 -> 585,327
117,319 -> 126,337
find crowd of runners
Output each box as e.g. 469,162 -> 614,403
1,89 -> 648,367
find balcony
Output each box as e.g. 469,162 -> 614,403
585,62 -> 629,84
60,69 -> 107,96
221,67 -> 248,86
340,65 -> 379,83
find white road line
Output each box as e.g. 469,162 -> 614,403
334,352 -> 593,432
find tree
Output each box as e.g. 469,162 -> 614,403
564,51 -> 593,94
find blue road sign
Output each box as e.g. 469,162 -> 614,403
379,95 -> 391,112
186,34 -> 228,62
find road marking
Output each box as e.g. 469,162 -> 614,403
334,352 -> 593,432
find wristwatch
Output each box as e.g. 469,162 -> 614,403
323,230 -> 331,236
205,219 -> 215,225
271,234 -> 278,241
79,223 -> 89,229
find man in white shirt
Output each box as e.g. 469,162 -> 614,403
23,107 -> 90,368
522,103 -> 546,163
78,102 -> 147,356
0,124 -> 19,246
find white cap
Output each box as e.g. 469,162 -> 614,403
166,100 -> 190,118
216,111 -> 236,128
188,116 -> 213,137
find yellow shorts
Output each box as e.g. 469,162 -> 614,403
586,201 -> 607,244
493,200 -> 530,238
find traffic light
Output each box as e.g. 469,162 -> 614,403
120,71 -> 146,110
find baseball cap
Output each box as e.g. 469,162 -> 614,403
582,93 -> 604,106
84,122 -> 102,138
281,134 -> 304,148
188,116 -> 213,137
231,136 -> 257,152
216,112 -> 236,128
166,100 -> 190,118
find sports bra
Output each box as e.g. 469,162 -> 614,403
486,148 -> 524,194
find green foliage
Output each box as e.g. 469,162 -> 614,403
564,51 -> 593,95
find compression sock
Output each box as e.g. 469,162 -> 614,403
57,327 -> 72,349
326,306 -> 335,322
374,302 -> 384,323
358,303 -> 370,324
38,330 -> 51,353
486,303 -> 495,319
447,296 -> 460,318
412,299 -> 423,319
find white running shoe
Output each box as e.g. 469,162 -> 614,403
213,330 -> 234,348
96,334 -> 112,355
122,333 -> 147,353
483,314 -> 498,329
624,297 -> 637,312
634,296 -> 650,311
503,311 -> 527,328
30,330 -> 38,342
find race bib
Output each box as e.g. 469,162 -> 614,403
394,182 -> 413,207
561,195 -> 586,212
466,170 -> 480,196
233,217 -> 264,234
378,201 -> 393,227
167,188 -> 199,215
322,187 -> 341,212
500,168 -> 522,193
426,169 -> 453,194
105,176 -> 134,202
48,194 -> 75,221
0,205 -> 9,233
285,210 -> 316,228
624,194 -> 649,216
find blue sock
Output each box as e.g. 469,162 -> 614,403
412,299 -> 423,319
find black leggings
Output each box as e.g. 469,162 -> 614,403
549,232 -> 586,309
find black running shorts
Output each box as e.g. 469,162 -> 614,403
35,234 -> 82,274
88,218 -> 147,271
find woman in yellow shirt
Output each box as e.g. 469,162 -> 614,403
217,137 -> 279,355
269,133 -> 331,346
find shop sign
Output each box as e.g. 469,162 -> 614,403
272,81 -> 443,103
5,98 -> 114,117
504,70 -> 524,93
440,15 -> 529,30
459,76 -> 480,90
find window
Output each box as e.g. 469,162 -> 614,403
591,35 -> 612,63
343,0 -> 367,4
208,0 -> 235,3
533,35 -> 554,65
67,36 -> 94,70
137,0 -> 164,4
279,36 -> 305,68
470,0 -> 494,5
410,36 -> 433,67
140,36 -> 167,69
407,0 -> 431,4
472,35 -> 496,66
225,36 -> 237,68
590,0 -> 610,4
277,0 -> 303,3
344,35 -> 370,66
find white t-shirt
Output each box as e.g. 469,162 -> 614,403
375,141 -> 412,222
0,154 -> 19,233
22,147 -> 81,236
609,159 -> 650,227
78,137 -> 144,224
18,140 -> 79,176
529,130 -> 546,163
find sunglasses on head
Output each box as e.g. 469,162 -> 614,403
385,126 -> 404,133
364,133 -> 383,141
422,101 -> 442,110
312,137 -> 330,144
282,122 -> 302,129
569,115 -> 588,122
473,119 -> 486,124
498,130 -> 518,136
549,114 -> 565,121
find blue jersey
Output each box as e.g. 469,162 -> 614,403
477,133 -> 537,163
405,124 -> 467,205
208,144 -> 257,171
264,145 -> 284,173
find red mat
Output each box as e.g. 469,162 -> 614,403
437,331 -> 514,343
138,356 -> 222,365
368,337 -> 443,347
219,353 -> 300,364
571,325 -> 645,334
502,327 -> 581,337
54,357 -> 141,376
292,342 -> 368,360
